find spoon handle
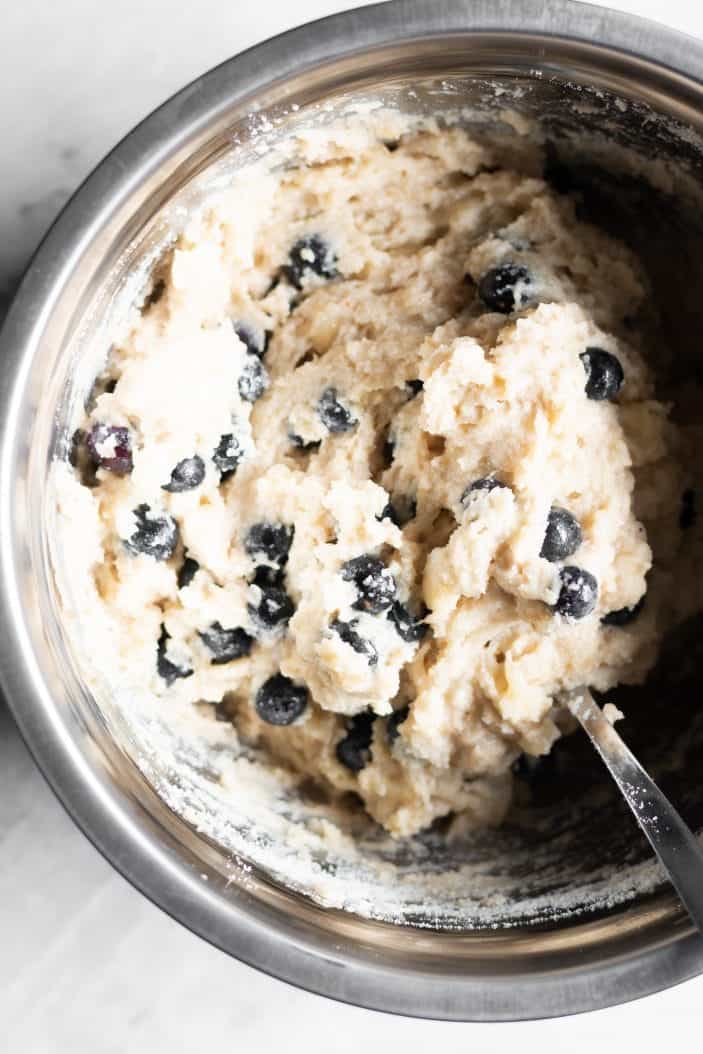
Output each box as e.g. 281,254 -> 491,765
566,688 -> 703,934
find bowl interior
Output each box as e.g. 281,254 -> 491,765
15,29 -> 703,987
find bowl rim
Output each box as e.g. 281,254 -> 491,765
2,0 -> 703,1021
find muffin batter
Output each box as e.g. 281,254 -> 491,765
56,123 -> 695,837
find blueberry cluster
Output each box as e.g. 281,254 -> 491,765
244,521 -> 296,636
332,554 -> 428,662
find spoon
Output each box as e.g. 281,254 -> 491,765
564,687 -> 703,934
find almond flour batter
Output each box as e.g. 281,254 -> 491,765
55,122 -> 698,837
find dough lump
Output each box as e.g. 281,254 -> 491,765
58,122 -> 697,837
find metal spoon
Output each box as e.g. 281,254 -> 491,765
564,687 -> 703,934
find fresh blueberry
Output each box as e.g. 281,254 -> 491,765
238,354 -> 269,403
540,506 -> 583,562
387,705 -> 409,744
244,522 -> 294,566
124,504 -> 179,560
157,626 -> 193,686
341,555 -> 396,614
330,618 -> 378,666
460,474 -> 508,505
87,423 -> 133,475
680,488 -> 696,530
552,566 -> 598,620
405,379 -> 424,398
255,674 -> 309,726
162,455 -> 205,493
177,555 -> 200,589
602,595 -> 645,626
199,621 -> 254,664
336,712 -> 375,772
248,585 -> 295,632
478,263 -> 533,313
388,601 -> 429,643
580,348 -> 624,401
212,433 -> 244,480
233,321 -> 267,357
285,234 -> 338,289
317,387 -> 358,434
379,496 -> 417,528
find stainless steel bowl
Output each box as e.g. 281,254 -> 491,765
3,0 -> 703,1020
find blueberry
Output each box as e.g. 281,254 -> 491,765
680,488 -> 696,530
177,555 -> 200,589
406,379 -> 424,398
341,555 -> 396,614
330,618 -> 378,666
157,626 -> 193,686
255,673 -> 308,726
199,621 -> 254,664
317,387 -> 358,434
288,432 -> 322,452
388,601 -> 429,643
252,564 -> 284,588
212,433 -> 244,480
551,565 -> 598,620
285,234 -> 338,290
580,348 -> 624,401
478,263 -> 532,313
238,354 -> 269,403
124,504 -> 179,560
87,423 -> 133,475
379,496 -> 417,527
379,502 -> 401,527
336,711 -> 375,772
460,474 -> 508,505
162,455 -> 205,493
244,522 -> 294,566
233,321 -> 267,357
602,595 -> 645,626
387,705 -> 409,744
248,585 -> 295,632
540,506 -> 583,562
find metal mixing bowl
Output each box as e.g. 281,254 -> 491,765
3,0 -> 703,1021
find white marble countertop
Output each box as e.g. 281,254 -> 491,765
2,1 -> 703,1049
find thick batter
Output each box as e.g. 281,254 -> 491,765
56,123 -> 696,837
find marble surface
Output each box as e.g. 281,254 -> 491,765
2,1 -> 703,1049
